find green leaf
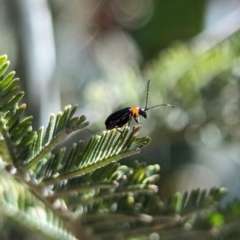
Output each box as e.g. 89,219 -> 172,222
0,167 -> 78,240
0,60 -> 9,77
42,126 -> 151,185
0,54 -> 7,67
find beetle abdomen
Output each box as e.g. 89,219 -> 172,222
105,107 -> 132,130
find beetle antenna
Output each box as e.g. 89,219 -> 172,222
145,103 -> 174,111
145,80 -> 151,110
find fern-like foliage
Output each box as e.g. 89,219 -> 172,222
0,53 -> 240,240
0,55 -> 152,239
81,187 -> 227,240
0,165 -> 78,240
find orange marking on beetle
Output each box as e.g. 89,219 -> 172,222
131,106 -> 139,117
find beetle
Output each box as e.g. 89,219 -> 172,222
105,80 -> 174,131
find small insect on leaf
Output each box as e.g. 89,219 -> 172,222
105,80 -> 174,131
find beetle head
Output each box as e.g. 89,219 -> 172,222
139,108 -> 147,119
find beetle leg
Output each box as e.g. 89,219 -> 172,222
134,117 -> 140,124
127,119 -> 131,129
133,117 -> 141,130
115,128 -> 122,133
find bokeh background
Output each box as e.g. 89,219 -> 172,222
1,0 -> 240,238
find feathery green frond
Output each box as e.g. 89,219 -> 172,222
57,160 -> 159,209
81,187 -> 226,240
42,126 -> 151,185
0,167 -> 77,240
25,106 -> 89,169
0,54 -> 157,239
0,56 -> 89,170
168,188 -> 227,215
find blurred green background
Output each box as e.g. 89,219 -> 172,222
1,0 -> 240,239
